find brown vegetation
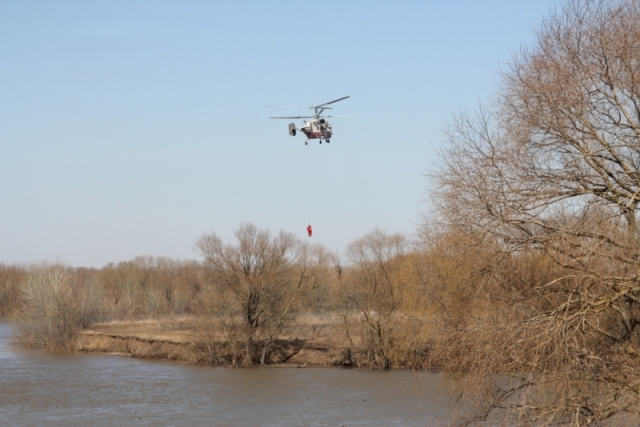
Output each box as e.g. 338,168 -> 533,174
195,223 -> 333,366
429,0 -> 640,424
76,314 -> 350,367
337,229 -> 431,369
0,264 -> 25,317
17,264 -> 98,351
5,224 -> 435,371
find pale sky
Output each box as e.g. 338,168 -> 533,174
1,0 -> 561,267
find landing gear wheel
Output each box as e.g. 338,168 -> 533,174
305,141 -> 308,145
326,139 -> 330,143
319,140 -> 322,144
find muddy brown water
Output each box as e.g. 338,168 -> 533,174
0,320 -> 452,426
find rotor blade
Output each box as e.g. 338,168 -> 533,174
315,96 -> 350,108
269,116 -> 315,119
265,105 -> 306,108
323,115 -> 355,118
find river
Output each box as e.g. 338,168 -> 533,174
0,320 -> 452,426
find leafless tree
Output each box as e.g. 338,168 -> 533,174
147,257 -> 180,316
195,223 -> 327,365
131,256 -> 164,318
173,260 -> 205,316
18,264 -> 99,351
341,229 -> 408,369
0,264 -> 25,316
430,0 -> 640,424
98,263 -> 125,319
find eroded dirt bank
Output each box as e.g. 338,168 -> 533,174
75,316 -> 354,367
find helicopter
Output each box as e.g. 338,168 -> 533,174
268,96 -> 351,145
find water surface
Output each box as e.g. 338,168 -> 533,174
0,320 -> 450,426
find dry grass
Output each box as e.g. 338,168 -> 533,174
84,317 -> 197,344
77,312 -> 362,367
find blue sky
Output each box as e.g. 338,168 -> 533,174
1,0 -> 560,267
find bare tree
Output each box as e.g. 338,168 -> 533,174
99,260 -> 145,320
195,223 -> 326,365
98,263 -> 125,319
431,0 -> 640,424
173,260 -> 205,316
341,229 -> 408,369
149,257 -> 179,316
131,256 -> 164,318
0,264 -> 25,316
18,264 -> 98,351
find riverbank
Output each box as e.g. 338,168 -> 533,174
75,315 -> 355,367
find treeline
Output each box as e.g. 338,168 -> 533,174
0,225 -> 440,369
1,220 -> 592,375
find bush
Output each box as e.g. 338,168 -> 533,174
17,264 -> 99,351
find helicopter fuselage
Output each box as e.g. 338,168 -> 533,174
300,119 -> 333,140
